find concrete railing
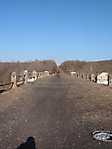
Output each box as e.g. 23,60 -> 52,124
0,70 -> 51,93
70,71 -> 112,87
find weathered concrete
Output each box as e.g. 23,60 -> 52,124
109,74 -> 112,86
81,73 -> 84,79
86,74 -> 91,81
91,74 -> 97,82
70,71 -> 76,76
97,72 -> 109,85
11,72 -> 17,88
38,71 -> 49,79
83,74 -> 87,80
27,78 -> 35,83
32,70 -> 38,81
24,70 -> 29,84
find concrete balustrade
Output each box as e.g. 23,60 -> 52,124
70,71 -> 112,87
6,70 -> 112,93
0,70 -> 52,94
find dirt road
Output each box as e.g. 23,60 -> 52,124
0,74 -> 112,149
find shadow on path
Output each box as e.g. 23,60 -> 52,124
16,137 -> 37,149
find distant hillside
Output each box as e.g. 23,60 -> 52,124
60,60 -> 112,74
0,60 -> 57,83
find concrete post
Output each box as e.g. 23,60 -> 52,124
86,74 -> 91,81
11,72 -> 17,88
76,73 -> 78,78
109,74 -> 112,86
81,74 -> 84,79
91,74 -> 97,82
32,70 -> 37,81
77,73 -> 80,78
83,74 -> 86,80
24,70 -> 29,84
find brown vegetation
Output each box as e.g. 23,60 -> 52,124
60,60 -> 112,74
0,60 -> 57,83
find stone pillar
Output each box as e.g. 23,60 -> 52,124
86,74 -> 91,81
76,73 -> 78,78
11,72 -> 17,88
81,74 -> 84,79
83,74 -> 86,80
32,70 -> 37,81
91,74 -> 97,82
77,73 -> 80,78
85,74 -> 87,80
109,74 -> 112,86
24,70 -> 29,84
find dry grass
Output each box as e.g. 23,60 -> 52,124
0,60 -> 57,83
60,60 -> 112,74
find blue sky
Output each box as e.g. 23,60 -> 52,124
0,0 -> 112,63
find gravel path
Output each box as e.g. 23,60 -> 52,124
0,75 -> 112,149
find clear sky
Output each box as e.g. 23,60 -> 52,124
0,0 -> 112,63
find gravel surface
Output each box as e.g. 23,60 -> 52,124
0,74 -> 112,149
